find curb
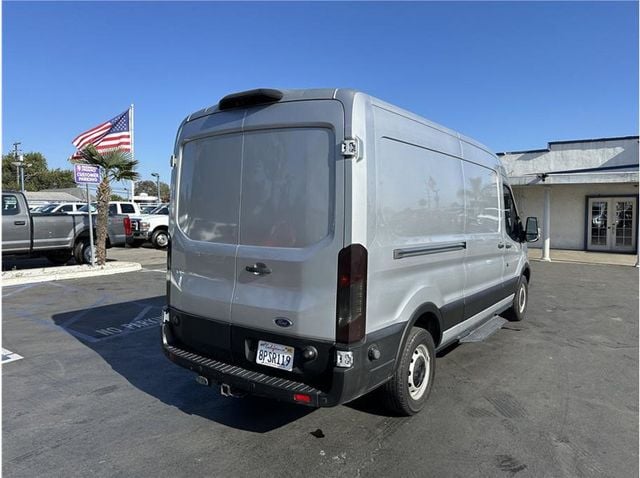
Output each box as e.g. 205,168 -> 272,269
2,262 -> 143,286
528,258 -> 636,267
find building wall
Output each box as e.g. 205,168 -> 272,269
511,183 -> 639,250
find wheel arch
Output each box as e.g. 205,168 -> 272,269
394,303 -> 443,365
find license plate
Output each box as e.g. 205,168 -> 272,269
256,340 -> 294,372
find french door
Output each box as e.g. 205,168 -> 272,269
587,197 -> 637,252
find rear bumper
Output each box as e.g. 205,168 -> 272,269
161,308 -> 403,407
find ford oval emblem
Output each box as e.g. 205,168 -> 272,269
274,317 -> 293,328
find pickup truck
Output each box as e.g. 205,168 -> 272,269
2,191 -> 132,265
130,204 -> 169,249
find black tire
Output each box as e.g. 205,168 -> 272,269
73,239 -> 93,265
382,327 -> 436,416
129,240 -> 145,248
46,251 -> 72,266
504,275 -> 528,321
151,229 -> 170,249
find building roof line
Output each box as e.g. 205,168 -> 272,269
497,135 -> 639,156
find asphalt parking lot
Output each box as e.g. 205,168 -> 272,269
2,255 -> 638,478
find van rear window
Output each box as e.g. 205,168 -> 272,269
178,128 -> 333,247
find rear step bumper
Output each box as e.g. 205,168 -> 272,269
163,340 -> 327,406
161,318 -> 403,408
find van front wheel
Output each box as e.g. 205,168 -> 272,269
504,275 -> 528,322
382,327 -> 435,416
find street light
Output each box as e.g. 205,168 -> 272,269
151,173 -> 160,204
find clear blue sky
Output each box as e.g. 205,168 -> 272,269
3,1 -> 638,190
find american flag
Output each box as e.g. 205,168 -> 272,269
71,109 -> 131,159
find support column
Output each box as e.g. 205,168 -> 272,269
542,186 -> 551,261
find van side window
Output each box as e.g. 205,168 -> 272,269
2,195 -> 20,216
109,204 -> 118,215
60,204 -> 73,212
462,163 -> 500,234
503,185 -> 520,241
121,204 -> 135,214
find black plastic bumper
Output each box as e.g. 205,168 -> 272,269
161,313 -> 403,407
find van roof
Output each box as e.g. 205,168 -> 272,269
184,88 -> 496,162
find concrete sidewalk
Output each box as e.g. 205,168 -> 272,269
528,248 -> 638,267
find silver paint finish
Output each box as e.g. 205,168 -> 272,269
171,88 -> 529,345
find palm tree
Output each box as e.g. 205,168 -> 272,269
77,145 -> 139,265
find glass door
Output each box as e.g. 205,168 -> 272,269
612,198 -> 637,252
587,197 -> 637,252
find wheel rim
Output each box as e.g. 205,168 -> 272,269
408,344 -> 430,400
156,233 -> 169,247
84,244 -> 95,264
518,284 -> 527,313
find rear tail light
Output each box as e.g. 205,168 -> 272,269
293,393 -> 312,404
123,217 -> 132,236
336,244 -> 368,344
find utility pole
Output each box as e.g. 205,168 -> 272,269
11,142 -> 25,191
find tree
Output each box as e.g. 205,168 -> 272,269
77,145 -> 139,266
2,152 -> 76,191
110,193 -> 125,201
135,179 -> 170,201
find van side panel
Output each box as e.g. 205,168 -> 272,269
366,105 -> 467,335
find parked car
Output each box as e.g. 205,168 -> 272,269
161,88 -> 539,416
76,201 -> 142,217
130,204 -> 169,248
140,204 -> 161,214
2,191 -> 132,265
38,202 -> 85,214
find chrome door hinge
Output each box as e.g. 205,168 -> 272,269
341,138 -> 362,160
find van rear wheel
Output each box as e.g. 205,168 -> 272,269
382,327 -> 435,416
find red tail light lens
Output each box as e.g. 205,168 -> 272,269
336,244 -> 368,344
293,393 -> 312,404
123,217 -> 132,236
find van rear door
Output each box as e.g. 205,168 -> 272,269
231,101 -> 345,342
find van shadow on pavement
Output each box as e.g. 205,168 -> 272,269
51,298 -> 314,433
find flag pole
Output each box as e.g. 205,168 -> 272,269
130,104 -> 135,201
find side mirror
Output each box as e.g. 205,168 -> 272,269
524,217 -> 540,242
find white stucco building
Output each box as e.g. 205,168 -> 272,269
499,136 -> 639,255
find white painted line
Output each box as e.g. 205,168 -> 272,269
1,348 -> 24,364
2,262 -> 143,286
141,268 -> 166,273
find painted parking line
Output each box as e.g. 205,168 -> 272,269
2,348 -> 24,364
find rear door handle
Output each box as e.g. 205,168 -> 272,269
14,220 -> 26,226
497,243 -> 505,249
245,262 -> 271,276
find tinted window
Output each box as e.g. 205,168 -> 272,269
40,204 -> 58,213
120,204 -> 135,214
178,129 -> 333,247
240,128 -> 332,247
61,205 -> 74,212
378,138 -> 465,238
109,204 -> 117,215
2,195 -> 20,216
178,133 -> 242,243
503,184 -> 520,241
462,162 -> 500,234
158,207 -> 169,215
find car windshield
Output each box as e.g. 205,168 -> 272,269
77,203 -> 97,213
40,204 -> 59,213
150,204 -> 169,215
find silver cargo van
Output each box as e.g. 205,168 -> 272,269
162,88 -> 539,415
